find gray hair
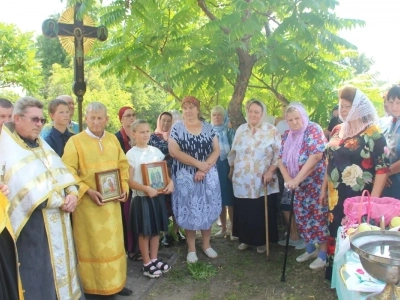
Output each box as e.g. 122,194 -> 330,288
211,105 -> 225,117
13,97 -> 43,117
85,102 -> 107,116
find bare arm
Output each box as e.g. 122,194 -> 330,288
285,153 -> 323,189
371,173 -> 388,197
205,136 -> 220,167
319,169 -> 328,205
168,138 -> 210,172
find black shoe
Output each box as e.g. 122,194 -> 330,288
161,234 -> 172,247
177,231 -> 186,241
117,287 -> 132,296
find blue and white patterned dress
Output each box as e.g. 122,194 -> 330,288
170,121 -> 222,230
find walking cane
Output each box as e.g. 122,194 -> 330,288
281,187 -> 295,282
264,185 -> 269,259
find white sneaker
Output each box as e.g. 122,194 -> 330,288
238,243 -> 248,250
214,229 -> 227,238
309,257 -> 326,270
296,249 -> 318,263
295,239 -> 306,250
278,238 -> 305,249
257,245 -> 266,253
230,235 -> 239,241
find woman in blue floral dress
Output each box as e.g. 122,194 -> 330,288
168,96 -> 221,263
279,103 -> 329,270
322,86 -> 389,279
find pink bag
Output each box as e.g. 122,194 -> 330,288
343,190 -> 400,229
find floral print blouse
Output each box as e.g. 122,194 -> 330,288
228,122 -> 281,198
326,124 -> 389,235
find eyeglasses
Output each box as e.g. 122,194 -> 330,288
21,115 -> 47,125
123,114 -> 136,118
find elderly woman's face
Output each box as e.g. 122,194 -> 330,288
159,114 -> 172,132
247,103 -> 263,126
387,97 -> 400,118
182,103 -> 199,121
212,112 -> 224,126
286,110 -> 303,131
339,99 -> 352,121
121,108 -> 136,128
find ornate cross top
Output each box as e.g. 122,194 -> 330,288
42,3 -> 108,131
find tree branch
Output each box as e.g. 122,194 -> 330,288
197,0 -> 230,34
252,73 -> 289,104
131,63 -> 181,101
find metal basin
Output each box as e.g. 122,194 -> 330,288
350,230 -> 400,299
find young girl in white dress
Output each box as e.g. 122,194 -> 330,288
126,119 -> 174,278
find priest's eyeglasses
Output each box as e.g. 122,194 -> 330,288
21,115 -> 47,125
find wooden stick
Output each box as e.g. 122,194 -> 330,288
264,185 -> 269,258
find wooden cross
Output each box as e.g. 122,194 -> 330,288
42,3 -> 107,131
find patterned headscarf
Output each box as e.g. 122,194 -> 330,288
339,89 -> 378,140
211,106 -> 231,161
282,103 -> 309,178
154,111 -> 173,141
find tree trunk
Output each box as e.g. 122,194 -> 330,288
228,48 -> 257,130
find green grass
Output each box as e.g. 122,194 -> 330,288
187,261 -> 217,280
146,224 -> 338,300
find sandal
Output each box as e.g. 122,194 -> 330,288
142,263 -> 162,278
152,259 -> 171,273
203,248 -> 218,258
128,252 -> 142,261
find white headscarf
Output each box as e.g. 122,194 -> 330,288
339,89 -> 378,140
245,99 -> 268,132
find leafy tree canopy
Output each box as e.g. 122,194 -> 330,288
0,22 -> 42,94
69,0 -> 364,128
44,63 -> 168,132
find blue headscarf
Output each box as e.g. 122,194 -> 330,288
212,108 -> 231,161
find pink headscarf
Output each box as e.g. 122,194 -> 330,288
154,111 -> 173,141
282,103 -> 309,178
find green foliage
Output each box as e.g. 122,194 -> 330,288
44,63 -> 168,132
0,22 -> 42,93
83,0 -> 365,127
187,261 -> 217,280
0,90 -> 21,102
35,34 -> 71,79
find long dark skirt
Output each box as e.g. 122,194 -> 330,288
130,195 -> 169,237
0,228 -> 18,300
121,190 -> 139,253
233,194 -> 279,246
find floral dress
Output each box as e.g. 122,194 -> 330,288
170,121 -> 221,230
279,122 -> 329,244
326,124 -> 389,238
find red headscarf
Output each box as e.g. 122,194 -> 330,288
118,106 -> 135,122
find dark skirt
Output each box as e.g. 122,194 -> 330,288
233,194 -> 279,246
216,158 -> 234,206
121,190 -> 138,253
130,195 -> 169,237
0,228 -> 18,300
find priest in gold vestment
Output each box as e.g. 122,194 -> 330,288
0,188 -> 24,300
63,102 -> 132,297
0,97 -> 83,300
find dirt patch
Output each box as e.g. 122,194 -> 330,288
145,228 -> 337,300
